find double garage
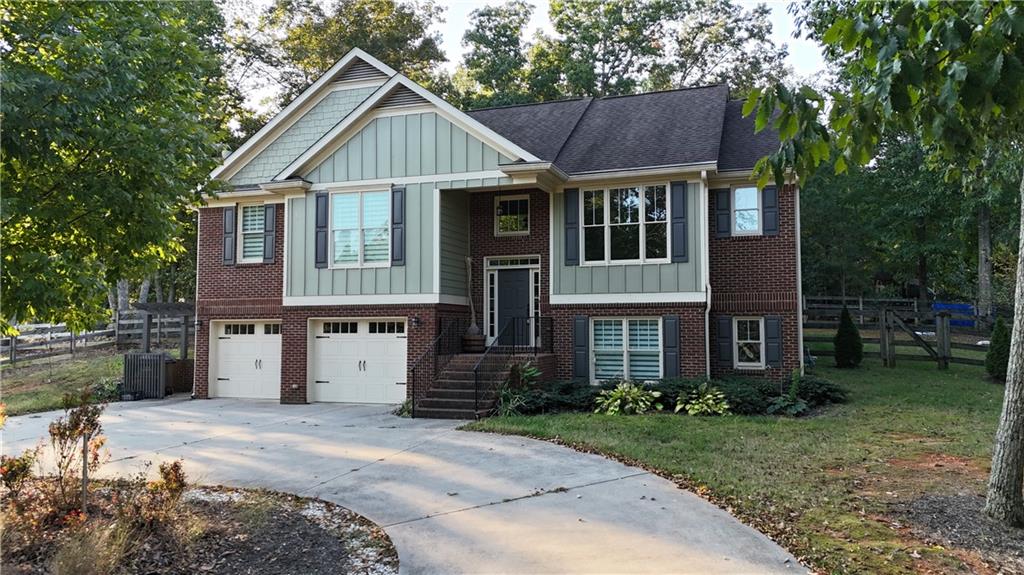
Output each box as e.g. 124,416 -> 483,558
208,318 -> 408,403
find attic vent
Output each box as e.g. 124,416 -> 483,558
377,85 -> 428,109
335,59 -> 388,83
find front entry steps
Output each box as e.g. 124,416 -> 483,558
413,353 -> 555,419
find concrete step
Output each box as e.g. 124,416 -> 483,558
411,407 -> 480,420
415,397 -> 482,410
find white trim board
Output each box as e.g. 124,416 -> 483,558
307,170 -> 509,192
283,294 -> 469,307
549,292 -> 707,305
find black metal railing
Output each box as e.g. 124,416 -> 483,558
473,316 -> 552,415
409,317 -> 468,418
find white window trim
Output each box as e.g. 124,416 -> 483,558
237,202 -> 266,264
494,193 -> 531,237
580,183 -> 672,266
733,316 -> 766,370
590,317 -> 663,383
328,189 -> 392,269
731,185 -> 763,237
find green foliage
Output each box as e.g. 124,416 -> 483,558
986,317 -> 1011,382
834,307 -> 864,368
460,1 -> 537,107
766,371 -> 809,417
496,386 -> 529,417
91,378 -> 122,403
797,375 -> 849,407
1,1 -> 232,334
676,383 -> 730,416
1,448 -> 38,498
392,399 -> 412,417
516,379 -> 602,414
714,378 -> 779,415
594,381 -> 662,415
48,392 -> 106,511
507,360 -> 542,389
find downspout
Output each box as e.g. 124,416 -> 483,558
191,206 -> 201,399
794,177 -> 806,374
701,170 -> 712,378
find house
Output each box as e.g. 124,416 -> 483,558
195,48 -> 803,417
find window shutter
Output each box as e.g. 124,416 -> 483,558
222,205 -> 236,266
662,315 -> 680,378
762,186 -> 779,235
765,316 -> 782,368
572,315 -> 589,380
262,204 -> 276,263
391,185 -> 406,266
670,181 -> 688,262
314,192 -> 328,269
717,316 -> 733,368
564,188 -> 580,266
713,189 -> 731,238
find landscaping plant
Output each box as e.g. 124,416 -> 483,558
833,306 -> 864,368
766,370 -> 809,417
676,383 -> 730,416
48,391 -> 106,512
496,385 -> 529,417
594,382 -> 662,415
986,317 -> 1010,382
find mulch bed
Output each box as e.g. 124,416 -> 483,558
2,486 -> 398,575
894,493 -> 1024,574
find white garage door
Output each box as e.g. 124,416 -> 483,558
310,319 -> 407,403
211,321 -> 281,400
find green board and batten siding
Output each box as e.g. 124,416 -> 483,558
286,111 -> 510,298
551,182 -> 704,295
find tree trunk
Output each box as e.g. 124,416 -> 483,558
916,219 -> 929,309
154,273 -> 163,304
984,164 -> 1024,527
116,279 -> 129,311
138,277 -> 152,304
978,203 -> 994,330
107,287 -> 117,312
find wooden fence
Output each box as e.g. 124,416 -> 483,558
3,311 -> 194,365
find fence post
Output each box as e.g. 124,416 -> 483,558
179,314 -> 189,360
9,335 -> 16,364
879,308 -> 888,366
70,330 -> 76,356
936,311 -> 951,370
142,313 -> 152,354
114,309 -> 121,350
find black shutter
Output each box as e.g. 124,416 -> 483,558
391,186 -> 406,266
564,188 -> 580,266
765,316 -> 782,368
222,205 -> 236,265
717,316 -> 733,368
314,192 -> 328,269
262,204 -> 276,263
670,181 -> 688,262
572,315 -> 589,380
714,189 -> 731,238
762,186 -> 779,235
662,315 -> 680,378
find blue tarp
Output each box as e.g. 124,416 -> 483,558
932,302 -> 975,327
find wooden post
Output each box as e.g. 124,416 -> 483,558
156,314 -> 162,347
936,311 -> 951,370
879,308 -> 888,366
70,330 -> 76,356
9,335 -> 16,364
179,315 -> 189,360
81,434 -> 89,514
858,296 -> 864,325
114,309 -> 121,350
142,313 -> 152,354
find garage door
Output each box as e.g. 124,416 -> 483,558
310,319 -> 407,403
211,321 -> 281,399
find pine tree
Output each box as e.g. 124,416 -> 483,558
833,306 -> 863,368
986,317 -> 1011,383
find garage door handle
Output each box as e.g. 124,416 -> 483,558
217,377 -> 230,381
315,335 -> 329,339
315,380 -> 329,384
218,336 -> 231,340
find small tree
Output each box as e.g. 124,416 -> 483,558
833,307 -> 864,368
987,317 -> 1011,382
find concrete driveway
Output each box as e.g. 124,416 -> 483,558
4,398 -> 802,574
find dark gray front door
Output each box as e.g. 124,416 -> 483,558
497,269 -> 531,345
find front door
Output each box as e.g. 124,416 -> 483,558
497,269 -> 531,345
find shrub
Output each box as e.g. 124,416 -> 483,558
594,381 -> 662,415
392,400 -> 411,417
496,385 -> 529,416
715,378 -> 777,415
155,460 -> 187,501
797,375 -> 848,407
833,306 -> 864,368
1,448 -> 38,498
48,392 -> 106,511
676,383 -> 730,416
91,378 -> 122,403
507,360 -> 542,389
649,378 -> 703,406
986,317 -> 1010,382
516,379 -> 601,414
767,370 -> 809,417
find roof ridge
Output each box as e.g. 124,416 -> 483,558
465,97 -> 588,113
596,84 -> 727,101
552,96 -> 596,167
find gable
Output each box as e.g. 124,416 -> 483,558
229,86 -> 377,186
305,112 -> 513,184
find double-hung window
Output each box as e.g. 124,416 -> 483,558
592,318 -> 662,381
732,186 -> 761,235
734,317 -> 765,368
331,190 -> 390,267
582,184 -> 669,264
238,204 -> 266,263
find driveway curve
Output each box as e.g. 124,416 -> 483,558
4,398 -> 803,574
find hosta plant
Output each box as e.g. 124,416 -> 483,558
677,383 -> 730,416
594,382 -> 662,415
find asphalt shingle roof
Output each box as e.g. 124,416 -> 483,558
466,85 -> 778,175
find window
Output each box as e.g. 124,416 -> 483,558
734,317 -> 765,368
264,324 -> 281,335
582,184 -> 669,264
732,187 -> 761,235
238,204 -> 266,263
223,323 -> 255,335
331,191 -> 390,267
495,195 -> 529,235
368,321 -> 405,334
591,318 -> 662,381
323,321 -> 358,334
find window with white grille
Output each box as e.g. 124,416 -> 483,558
238,204 -> 265,263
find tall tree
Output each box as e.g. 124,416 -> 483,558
248,0 -> 445,107
461,0 -> 535,107
747,0 -> 1024,526
1,1 -> 231,334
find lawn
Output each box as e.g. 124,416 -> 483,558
1,349 -> 124,415
466,360 -> 1012,574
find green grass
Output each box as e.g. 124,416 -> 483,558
466,360 -> 1004,574
1,350 -> 123,415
